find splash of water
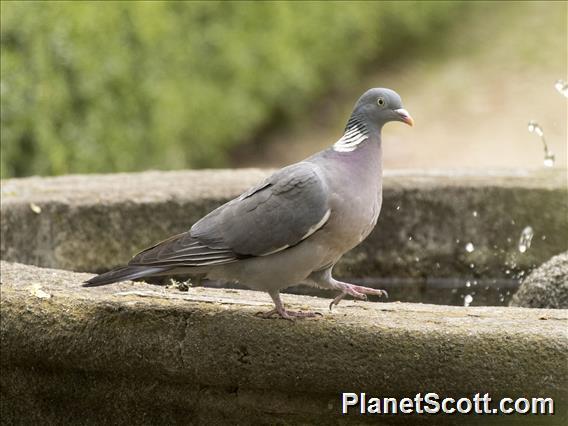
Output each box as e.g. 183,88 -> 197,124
528,121 -> 555,167
518,226 -> 534,253
555,79 -> 568,97
465,242 -> 475,253
543,152 -> 555,167
464,294 -> 473,307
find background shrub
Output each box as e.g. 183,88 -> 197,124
1,1 -> 462,178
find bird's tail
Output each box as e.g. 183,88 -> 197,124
83,265 -> 169,287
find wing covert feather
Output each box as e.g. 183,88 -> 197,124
191,162 -> 330,256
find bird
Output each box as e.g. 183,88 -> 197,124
84,88 -> 414,319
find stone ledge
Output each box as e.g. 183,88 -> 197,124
1,168 -> 567,279
510,251 -> 568,309
1,261 -> 567,424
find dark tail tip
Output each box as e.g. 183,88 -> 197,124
83,273 -> 119,287
83,265 -> 168,287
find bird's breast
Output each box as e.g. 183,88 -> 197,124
310,139 -> 383,255
329,189 -> 381,248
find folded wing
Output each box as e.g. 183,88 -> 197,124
128,162 -> 331,268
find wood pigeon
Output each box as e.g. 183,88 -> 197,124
85,88 -> 414,319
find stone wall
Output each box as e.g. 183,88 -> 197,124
1,169 -> 567,424
1,261 -> 566,424
2,169 -> 566,279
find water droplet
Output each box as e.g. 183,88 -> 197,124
472,211 -> 478,217
396,205 -> 401,211
455,239 -> 461,244
464,294 -> 473,307
499,295 -> 505,303
528,120 -> 543,136
542,235 -> 547,240
465,281 -> 471,288
415,257 -> 420,262
469,263 -> 475,269
465,242 -> 475,253
29,203 -> 42,214
527,121 -> 535,132
555,79 -> 568,97
408,235 -> 413,241
527,121 -> 555,168
505,269 -> 510,275
518,226 -> 534,253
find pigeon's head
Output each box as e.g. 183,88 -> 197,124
353,88 -> 414,128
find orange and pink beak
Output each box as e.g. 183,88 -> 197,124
395,108 -> 414,127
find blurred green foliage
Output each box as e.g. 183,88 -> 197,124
1,1 -> 461,178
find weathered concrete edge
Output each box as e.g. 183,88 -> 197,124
2,168 -> 566,206
1,261 -> 567,423
2,169 -> 567,279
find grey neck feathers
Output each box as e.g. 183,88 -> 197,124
333,114 -> 371,152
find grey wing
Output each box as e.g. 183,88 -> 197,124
127,231 -> 238,268
191,161 -> 331,256
125,161 -> 330,269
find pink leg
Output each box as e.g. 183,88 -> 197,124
329,281 -> 388,310
256,291 -> 322,320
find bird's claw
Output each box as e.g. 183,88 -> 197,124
329,284 -> 388,311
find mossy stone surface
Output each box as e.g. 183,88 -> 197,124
510,251 -> 568,308
1,261 -> 567,424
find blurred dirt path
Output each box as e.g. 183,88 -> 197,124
231,2 -> 567,171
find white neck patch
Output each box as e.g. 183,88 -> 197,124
333,118 -> 369,152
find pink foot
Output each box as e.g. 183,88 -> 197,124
330,283 -> 388,310
260,291 -> 323,320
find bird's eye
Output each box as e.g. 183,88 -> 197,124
377,97 -> 385,106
